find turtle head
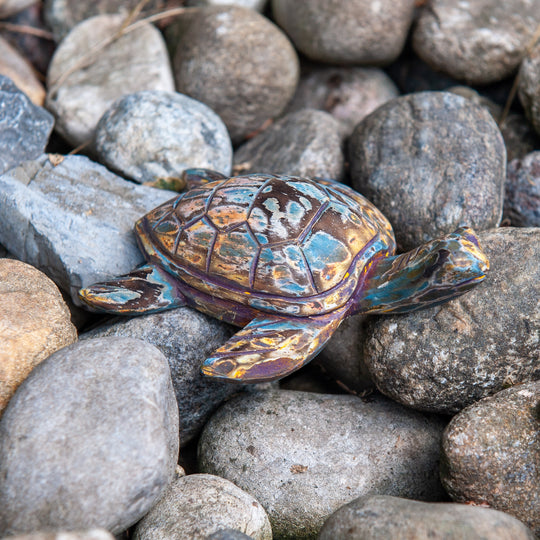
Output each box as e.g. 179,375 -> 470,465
356,227 -> 489,314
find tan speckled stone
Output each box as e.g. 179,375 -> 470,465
0,259 -> 77,414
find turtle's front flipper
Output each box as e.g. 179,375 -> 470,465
201,308 -> 347,383
79,263 -> 187,315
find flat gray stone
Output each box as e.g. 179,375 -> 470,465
441,381 -> 540,536
133,474 -> 272,540
519,42 -> 540,136
319,495 -> 535,539
0,337 -> 179,536
198,389 -> 446,538
413,0 -> 540,84
233,109 -> 344,179
170,6 -> 299,143
363,228 -> 539,414
81,307 -> 236,444
0,154 -> 175,303
46,14 -> 174,147
272,0 -> 416,64
94,90 -> 232,183
349,91 -> 506,250
0,75 -> 53,174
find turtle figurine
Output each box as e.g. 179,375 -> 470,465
79,169 -> 489,383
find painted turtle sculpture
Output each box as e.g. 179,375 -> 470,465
79,169 -> 489,383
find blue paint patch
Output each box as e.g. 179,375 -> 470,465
303,230 -> 349,272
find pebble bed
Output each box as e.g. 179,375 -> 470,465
0,1 -> 538,539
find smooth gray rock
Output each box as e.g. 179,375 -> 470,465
285,66 -> 399,138
205,530 -> 254,540
46,14 -> 174,147
441,381 -> 540,536
349,91 -> 506,250
198,389 -> 447,539
2,530 -> 115,540
504,152 -> 540,227
0,154 -> 175,303
233,109 -> 344,179
413,0 -> 540,84
94,90 -> 232,183
133,474 -> 272,540
363,228 -> 539,414
272,0 -> 416,65
0,75 -> 53,174
81,307 -> 236,444
0,337 -> 179,536
170,6 -> 299,144
519,42 -> 540,136
187,0 -> 267,10
319,495 -> 535,540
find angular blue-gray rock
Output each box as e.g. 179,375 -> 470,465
519,42 -> 540,136
441,381 -> 540,536
198,389 -> 447,539
133,474 -> 272,540
46,14 -> 174,147
363,228 -> 539,414
0,337 -> 179,536
233,109 -> 344,179
81,307 -> 236,444
94,90 -> 232,184
0,75 -> 53,175
349,91 -> 506,250
319,495 -> 535,540
0,154 -> 175,303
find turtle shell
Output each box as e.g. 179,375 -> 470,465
136,174 -> 396,317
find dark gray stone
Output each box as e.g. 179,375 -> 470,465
0,337 -> 179,536
94,90 -> 232,184
0,75 -> 53,174
504,152 -> 540,227
349,91 -> 506,250
271,0 -> 416,65
198,389 -> 447,539
133,474 -> 272,540
413,0 -> 540,84
46,14 -> 174,147
81,307 -> 237,444
319,495 -> 535,540
441,381 -> 540,536
170,6 -> 299,144
363,228 -> 539,414
233,109 -> 344,179
519,42 -> 540,136
0,154 -> 175,303
284,66 -> 399,138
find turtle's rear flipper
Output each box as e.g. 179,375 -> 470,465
201,307 -> 347,383
79,263 -> 187,315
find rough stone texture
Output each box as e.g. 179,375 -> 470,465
187,0 -> 267,10
0,154 -> 175,304
319,495 -> 535,540
0,337 -> 179,536
0,36 -> 45,106
3,530 -> 115,540
0,75 -> 53,175
133,474 -> 272,540
413,0 -> 540,85
43,0 -> 184,42
233,109 -> 344,180
272,0 -> 416,65
0,259 -> 77,415
0,0 -> 36,17
519,42 -> 540,136
46,14 -> 174,147
205,530 -> 254,540
441,381 -> 540,536
349,91 -> 506,250
170,6 -> 299,144
363,228 -> 539,414
285,66 -> 399,138
198,389 -> 447,539
94,90 -> 232,183
504,152 -> 540,227
81,307 -> 236,444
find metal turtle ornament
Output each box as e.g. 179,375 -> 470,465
79,169 -> 489,383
